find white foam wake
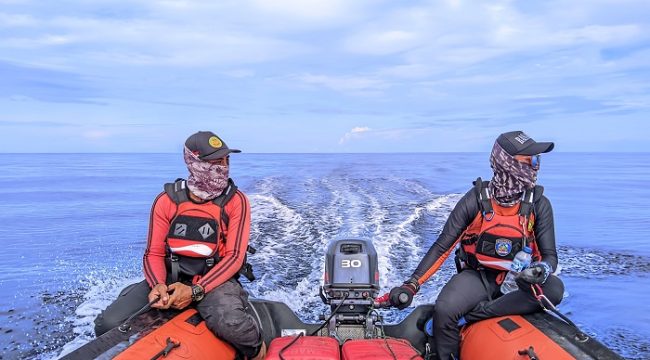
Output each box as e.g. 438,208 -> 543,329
54,275 -> 143,359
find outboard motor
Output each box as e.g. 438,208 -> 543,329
320,238 -> 382,341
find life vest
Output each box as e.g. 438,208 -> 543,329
163,178 -> 255,283
457,177 -> 542,272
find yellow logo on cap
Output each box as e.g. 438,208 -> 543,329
208,136 -> 223,148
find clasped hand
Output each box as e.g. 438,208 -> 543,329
148,283 -> 193,310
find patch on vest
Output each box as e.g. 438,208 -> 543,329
495,238 -> 512,257
174,223 -> 188,236
198,223 -> 215,239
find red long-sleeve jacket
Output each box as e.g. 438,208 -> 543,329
142,190 -> 251,293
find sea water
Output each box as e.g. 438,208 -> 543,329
0,153 -> 648,359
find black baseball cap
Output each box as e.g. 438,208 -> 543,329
496,131 -> 554,156
185,131 -> 241,160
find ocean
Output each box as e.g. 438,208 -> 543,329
0,153 -> 649,359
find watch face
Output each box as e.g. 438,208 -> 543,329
192,285 -> 204,301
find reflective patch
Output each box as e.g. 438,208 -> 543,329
198,223 -> 215,239
170,244 -> 213,256
174,223 -> 187,237
495,238 -> 512,257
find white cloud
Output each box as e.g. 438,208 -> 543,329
82,130 -> 111,139
296,74 -> 388,95
344,30 -> 420,56
3,34 -> 74,48
223,69 -> 256,78
251,0 -> 351,23
1,0 -> 649,154
343,1 -> 647,82
339,126 -> 371,144
0,12 -> 36,27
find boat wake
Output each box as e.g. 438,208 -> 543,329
48,175 -> 650,359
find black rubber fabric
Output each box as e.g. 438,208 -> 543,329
196,279 -> 262,358
94,280 -> 151,336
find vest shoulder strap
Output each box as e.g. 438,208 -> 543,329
212,179 -> 238,227
163,178 -> 190,204
211,179 -> 238,207
473,177 -> 494,219
164,178 -> 239,227
518,185 -> 544,217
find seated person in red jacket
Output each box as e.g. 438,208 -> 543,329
94,131 -> 265,360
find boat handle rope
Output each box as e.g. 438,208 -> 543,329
118,295 -> 161,333
531,284 -> 590,342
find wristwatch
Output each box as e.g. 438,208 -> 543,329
191,284 -> 205,302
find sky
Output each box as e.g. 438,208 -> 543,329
1,0 -> 649,153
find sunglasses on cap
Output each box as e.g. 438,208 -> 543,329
206,156 -> 230,166
514,154 -> 540,170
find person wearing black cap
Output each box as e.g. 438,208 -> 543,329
377,131 -> 564,360
94,131 -> 266,360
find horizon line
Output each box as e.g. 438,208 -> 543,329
1,151 -> 649,155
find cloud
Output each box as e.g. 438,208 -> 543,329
0,0 -> 376,70
1,0 -> 649,153
0,12 -> 36,26
342,1 -> 648,89
82,130 -> 111,139
1,18 -> 311,67
0,119 -> 73,127
339,126 -> 371,144
0,60 -> 102,103
250,0 -> 355,24
295,74 -> 388,95
344,30 -> 420,56
223,69 -> 256,78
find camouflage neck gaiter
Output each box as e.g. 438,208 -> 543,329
183,146 -> 229,201
488,142 -> 538,207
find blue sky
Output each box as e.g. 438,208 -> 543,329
1,0 -> 649,153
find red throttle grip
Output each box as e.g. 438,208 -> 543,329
374,293 -> 391,308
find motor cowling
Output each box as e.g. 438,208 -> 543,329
322,238 -> 380,314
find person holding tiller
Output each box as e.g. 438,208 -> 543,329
378,131 -> 564,360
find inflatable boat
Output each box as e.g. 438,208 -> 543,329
61,238 -> 623,360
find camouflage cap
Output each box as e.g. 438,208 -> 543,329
185,131 -> 241,160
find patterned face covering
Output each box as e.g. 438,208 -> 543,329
183,146 -> 229,201
488,142 -> 538,206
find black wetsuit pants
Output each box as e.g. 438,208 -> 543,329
93,278 -> 263,358
433,269 -> 564,360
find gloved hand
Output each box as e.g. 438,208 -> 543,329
516,261 -> 552,285
388,279 -> 419,310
